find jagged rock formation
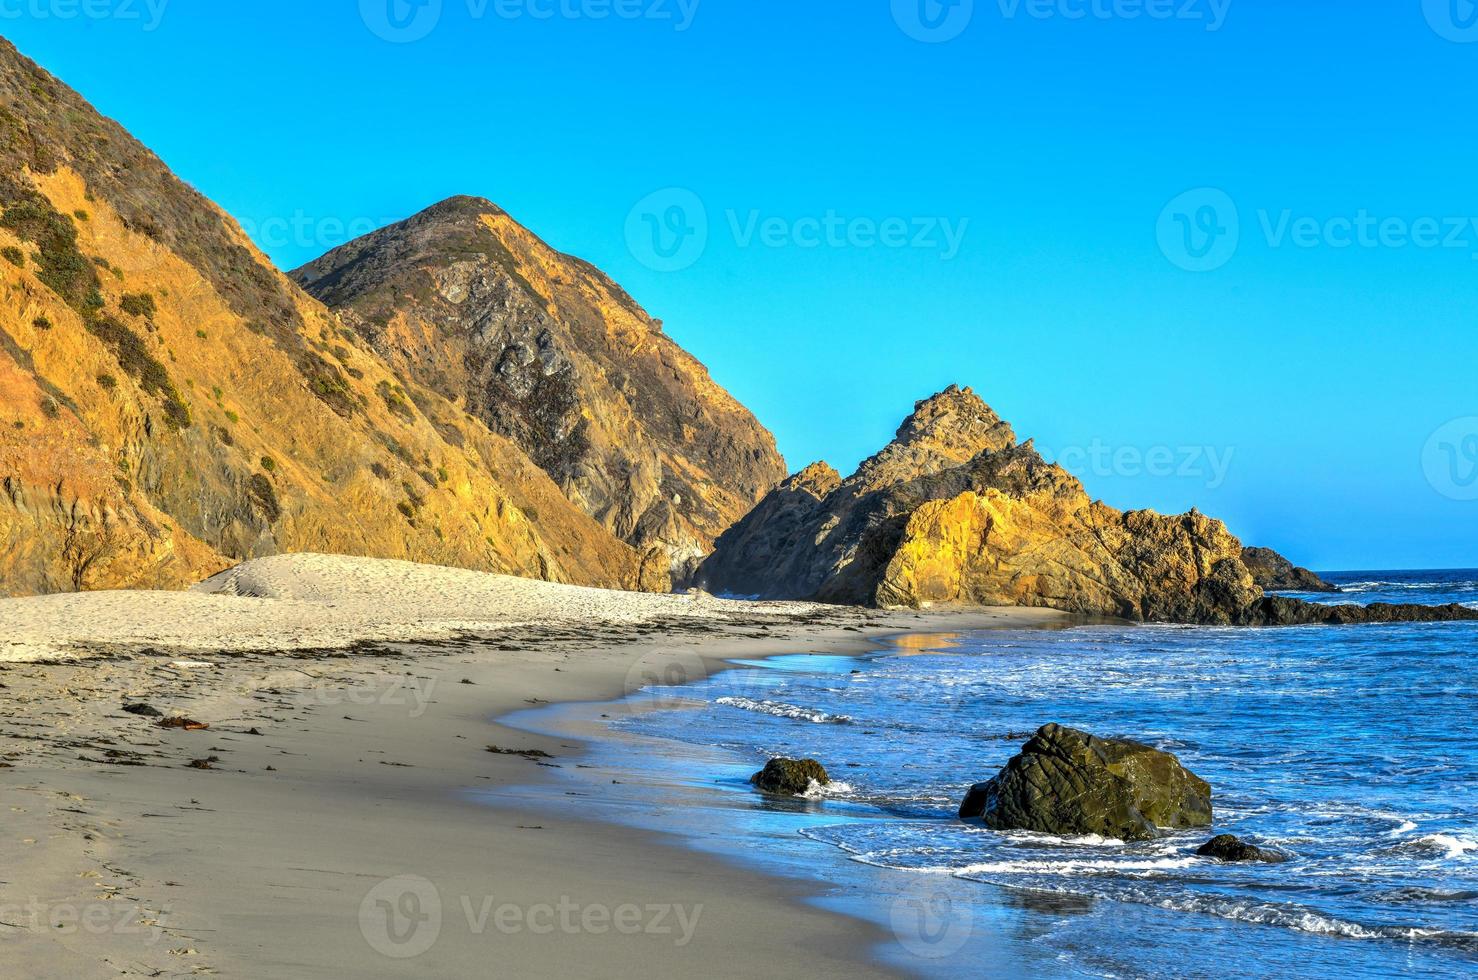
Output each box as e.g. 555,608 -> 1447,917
292,197 -> 786,582
1240,546 -> 1337,592
0,39 -> 654,596
700,385 -> 1262,621
958,724 -> 1213,841
699,385 -> 1478,626
701,387 -> 1021,603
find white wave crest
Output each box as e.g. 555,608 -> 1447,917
801,779 -> 855,800
1136,893 -> 1473,944
1412,834 -> 1478,860
714,696 -> 852,724
955,856 -> 1197,876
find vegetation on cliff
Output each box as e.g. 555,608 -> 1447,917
0,38 -> 655,596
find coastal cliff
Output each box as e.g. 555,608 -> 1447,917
293,198 -> 787,582
0,39 -> 651,595
699,386 -> 1478,626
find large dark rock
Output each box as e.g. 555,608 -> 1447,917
1197,834 -> 1281,863
750,758 -> 829,796
1241,547 -> 1337,592
958,724 -> 1212,841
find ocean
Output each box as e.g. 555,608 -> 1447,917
502,570 -> 1478,978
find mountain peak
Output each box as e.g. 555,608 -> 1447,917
847,384 -> 1016,491
293,193 -> 787,580
415,195 -> 506,222
785,462 -> 842,498
895,384 -> 1005,446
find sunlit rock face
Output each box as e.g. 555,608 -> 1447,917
699,385 -> 1473,625
0,39 -> 649,595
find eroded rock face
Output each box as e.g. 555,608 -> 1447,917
1241,547 -> 1337,593
698,385 -> 1478,626
696,462 -> 841,598
750,758 -> 829,796
293,198 -> 786,583
699,386 -> 1264,622
958,724 -> 1213,841
701,386 -> 1018,601
0,39 -> 650,595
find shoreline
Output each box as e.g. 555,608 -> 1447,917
0,571 -> 1070,977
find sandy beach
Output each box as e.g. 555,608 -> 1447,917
0,554 -> 1068,978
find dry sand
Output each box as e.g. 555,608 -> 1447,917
0,553 -> 829,662
0,554 -> 1069,978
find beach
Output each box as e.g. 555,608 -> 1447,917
0,554 -> 1066,978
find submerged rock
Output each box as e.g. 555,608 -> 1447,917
1197,834 -> 1281,863
750,758 -> 829,796
958,724 -> 1212,841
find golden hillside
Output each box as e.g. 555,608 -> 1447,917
0,37 -> 651,596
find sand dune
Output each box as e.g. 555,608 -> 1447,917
0,553 -> 823,662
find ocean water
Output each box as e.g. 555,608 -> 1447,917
504,570 -> 1478,978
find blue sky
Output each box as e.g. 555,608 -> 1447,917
5,1 -> 1477,569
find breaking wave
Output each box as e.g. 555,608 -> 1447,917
714,696 -> 852,724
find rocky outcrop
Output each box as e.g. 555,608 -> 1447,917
292,198 -> 786,582
1241,547 -> 1337,593
699,385 -> 1477,626
0,39 -> 652,595
1196,834 -> 1281,863
751,758 -> 829,796
958,724 -> 1212,841
700,386 -> 1266,622
701,386 -> 1020,601
1239,595 -> 1478,626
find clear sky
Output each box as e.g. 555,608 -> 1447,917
4,1 -> 1477,570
